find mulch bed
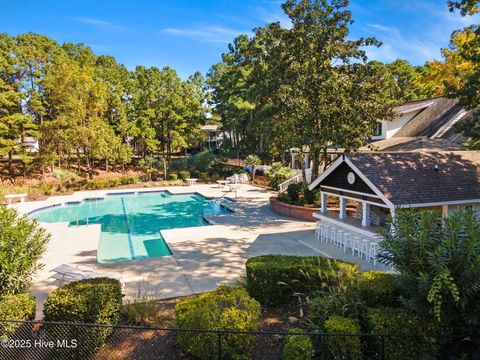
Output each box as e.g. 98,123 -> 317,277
95,296 -> 306,360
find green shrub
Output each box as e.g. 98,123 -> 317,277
367,307 -> 434,360
85,179 -> 110,189
245,255 -> 358,306
282,328 -> 313,360
324,316 -> 362,359
40,182 -> 54,195
108,178 -> 121,187
169,173 -> 178,181
277,192 -> 291,203
357,271 -> 399,308
267,163 -> 296,189
0,293 -> 36,321
120,176 -> 137,185
287,183 -> 303,202
175,285 -> 261,359
0,207 -> 50,295
303,187 -> 318,205
198,171 -> 208,179
178,170 -> 190,180
0,294 -> 36,341
43,278 -> 122,357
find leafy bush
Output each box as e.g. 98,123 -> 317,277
0,294 -> 36,341
303,187 -> 319,205
175,285 -> 261,359
108,178 -> 120,187
198,171 -> 208,179
178,170 -> 190,180
120,176 -> 137,185
324,316 -> 362,360
43,277 -> 122,357
379,208 -> 480,335
282,328 -> 313,360
169,173 -> 178,181
170,151 -> 219,173
0,207 -> 50,295
40,182 -> 54,195
287,183 -> 303,202
367,307 -> 434,360
277,192 -> 291,203
85,179 -> 108,189
0,293 -> 36,321
357,271 -> 399,308
267,162 -> 296,189
53,169 -> 80,190
245,255 -> 358,306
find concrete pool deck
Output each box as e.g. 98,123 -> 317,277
11,184 -> 388,319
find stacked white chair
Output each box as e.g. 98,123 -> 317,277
368,241 -> 378,265
315,222 -> 322,239
322,224 -> 331,243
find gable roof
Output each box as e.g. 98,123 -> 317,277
310,151 -> 480,208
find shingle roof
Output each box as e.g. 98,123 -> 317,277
346,151 -> 480,206
363,137 -> 465,152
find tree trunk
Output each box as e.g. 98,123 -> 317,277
301,153 -> 307,185
77,149 -> 81,173
322,146 -> 328,171
8,150 -> 13,176
105,158 -> 108,172
312,148 -> 322,179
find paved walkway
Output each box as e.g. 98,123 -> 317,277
11,184 -> 387,319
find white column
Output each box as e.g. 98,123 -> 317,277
304,153 -> 309,168
362,202 -> 371,227
442,205 -> 449,217
291,152 -> 295,169
339,197 -> 347,220
321,192 -> 328,213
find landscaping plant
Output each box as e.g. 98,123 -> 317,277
43,277 -> 122,357
379,208 -> 480,335
282,328 -> 313,360
175,285 -> 261,359
245,154 -> 261,181
0,206 -> 50,295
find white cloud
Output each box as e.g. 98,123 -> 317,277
363,23 -> 441,63
74,17 -> 125,32
162,26 -> 249,44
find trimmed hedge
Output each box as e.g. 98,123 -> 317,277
0,293 -> 36,321
367,307 -> 434,360
175,285 -> 261,359
245,255 -> 358,306
324,316 -> 362,360
0,294 -> 36,341
43,278 -> 122,357
282,328 -> 313,360
358,271 -> 399,308
169,173 -> 178,181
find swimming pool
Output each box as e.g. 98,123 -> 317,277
30,192 -> 231,263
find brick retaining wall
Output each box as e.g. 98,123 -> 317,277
269,197 -> 320,222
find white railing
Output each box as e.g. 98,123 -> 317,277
278,174 -> 303,193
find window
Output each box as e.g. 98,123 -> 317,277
374,122 -> 382,137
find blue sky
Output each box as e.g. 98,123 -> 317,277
1,0 -> 478,79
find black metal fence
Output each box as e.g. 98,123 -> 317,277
0,319 -> 478,360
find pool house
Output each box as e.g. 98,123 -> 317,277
308,151 -> 480,264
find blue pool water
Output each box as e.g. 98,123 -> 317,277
30,192 -> 231,263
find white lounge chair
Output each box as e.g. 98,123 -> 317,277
238,173 -> 249,184
49,264 -> 123,287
